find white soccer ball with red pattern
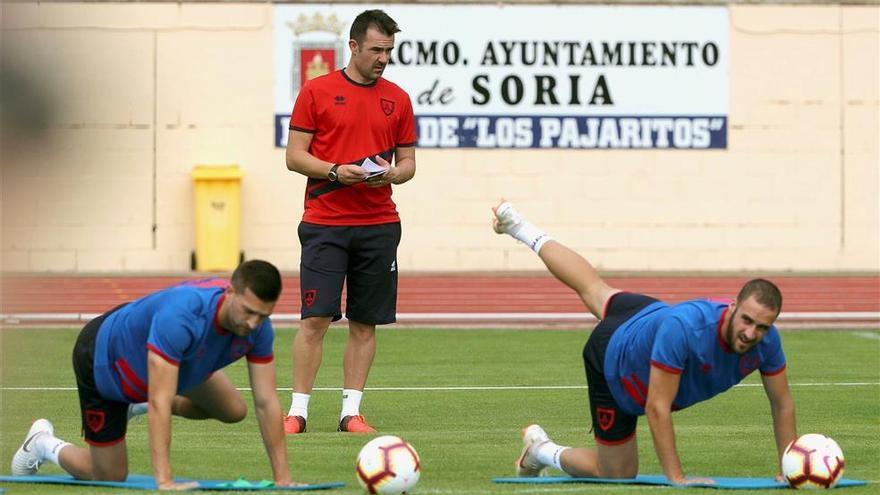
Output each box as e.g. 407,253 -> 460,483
355,435 -> 421,494
782,433 -> 845,489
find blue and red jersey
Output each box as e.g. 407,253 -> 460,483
92,279 -> 274,403
604,299 -> 786,416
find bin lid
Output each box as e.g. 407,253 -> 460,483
192,165 -> 245,180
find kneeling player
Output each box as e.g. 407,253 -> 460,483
492,201 -> 798,485
11,260 -> 294,489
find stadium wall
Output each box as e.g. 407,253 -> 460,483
1,3 -> 877,273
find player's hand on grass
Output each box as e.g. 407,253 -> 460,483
670,476 -> 715,486
157,480 -> 199,490
275,480 -> 306,487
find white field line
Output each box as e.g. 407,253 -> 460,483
2,381 -> 877,392
854,331 -> 880,340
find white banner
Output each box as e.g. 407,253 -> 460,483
273,5 -> 728,149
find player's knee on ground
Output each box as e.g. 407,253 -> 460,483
598,463 -> 637,479
217,401 -> 247,423
92,464 -> 128,482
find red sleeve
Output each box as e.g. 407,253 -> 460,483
396,92 -> 417,147
289,83 -> 316,133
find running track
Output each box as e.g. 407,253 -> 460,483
1,274 -> 877,328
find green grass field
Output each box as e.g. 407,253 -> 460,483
1,327 -> 878,494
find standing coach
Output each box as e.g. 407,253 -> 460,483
283,9 -> 417,434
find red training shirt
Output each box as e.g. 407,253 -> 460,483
289,69 -> 417,226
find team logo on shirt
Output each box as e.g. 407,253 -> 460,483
85,409 -> 106,433
303,289 -> 317,308
231,339 -> 254,360
380,98 -> 395,116
597,407 -> 616,431
738,354 -> 760,376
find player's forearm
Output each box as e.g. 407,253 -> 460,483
771,399 -> 797,467
646,405 -> 685,482
391,155 -> 416,184
286,149 -> 334,179
147,402 -> 174,485
254,401 -> 291,483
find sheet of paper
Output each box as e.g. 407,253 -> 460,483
362,157 -> 389,177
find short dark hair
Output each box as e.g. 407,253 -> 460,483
350,9 -> 400,44
230,259 -> 282,302
736,278 -> 783,314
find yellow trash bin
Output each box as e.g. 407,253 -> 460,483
191,165 -> 245,271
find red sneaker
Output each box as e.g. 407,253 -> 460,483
338,414 -> 376,433
283,415 -> 306,435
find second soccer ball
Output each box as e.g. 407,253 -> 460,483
781,433 -> 845,489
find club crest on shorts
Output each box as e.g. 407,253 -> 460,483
85,409 -> 106,433
597,407 -> 616,431
303,289 -> 317,308
380,98 -> 395,116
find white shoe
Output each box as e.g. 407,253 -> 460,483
515,424 -> 550,477
493,201 -> 524,235
11,419 -> 54,476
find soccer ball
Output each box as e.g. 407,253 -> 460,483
782,433 -> 845,489
355,435 -> 421,494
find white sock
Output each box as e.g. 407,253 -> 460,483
289,393 -> 310,419
36,434 -> 71,466
535,441 -> 570,471
509,220 -> 552,254
340,389 -> 363,419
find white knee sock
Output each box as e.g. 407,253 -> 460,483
36,434 -> 71,466
340,389 -> 363,419
289,393 -> 310,419
536,441 -> 570,471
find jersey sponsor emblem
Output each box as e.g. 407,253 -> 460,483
738,354 -> 760,376
85,409 -> 106,433
304,289 -> 317,308
597,407 -> 616,431
380,98 -> 395,116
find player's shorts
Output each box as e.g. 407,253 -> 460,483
298,221 -> 401,325
72,304 -> 130,446
582,292 -> 660,445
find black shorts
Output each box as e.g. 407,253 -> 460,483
582,292 -> 660,445
298,221 -> 401,325
73,305 -> 130,446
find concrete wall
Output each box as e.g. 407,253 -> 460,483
1,3 -> 877,273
